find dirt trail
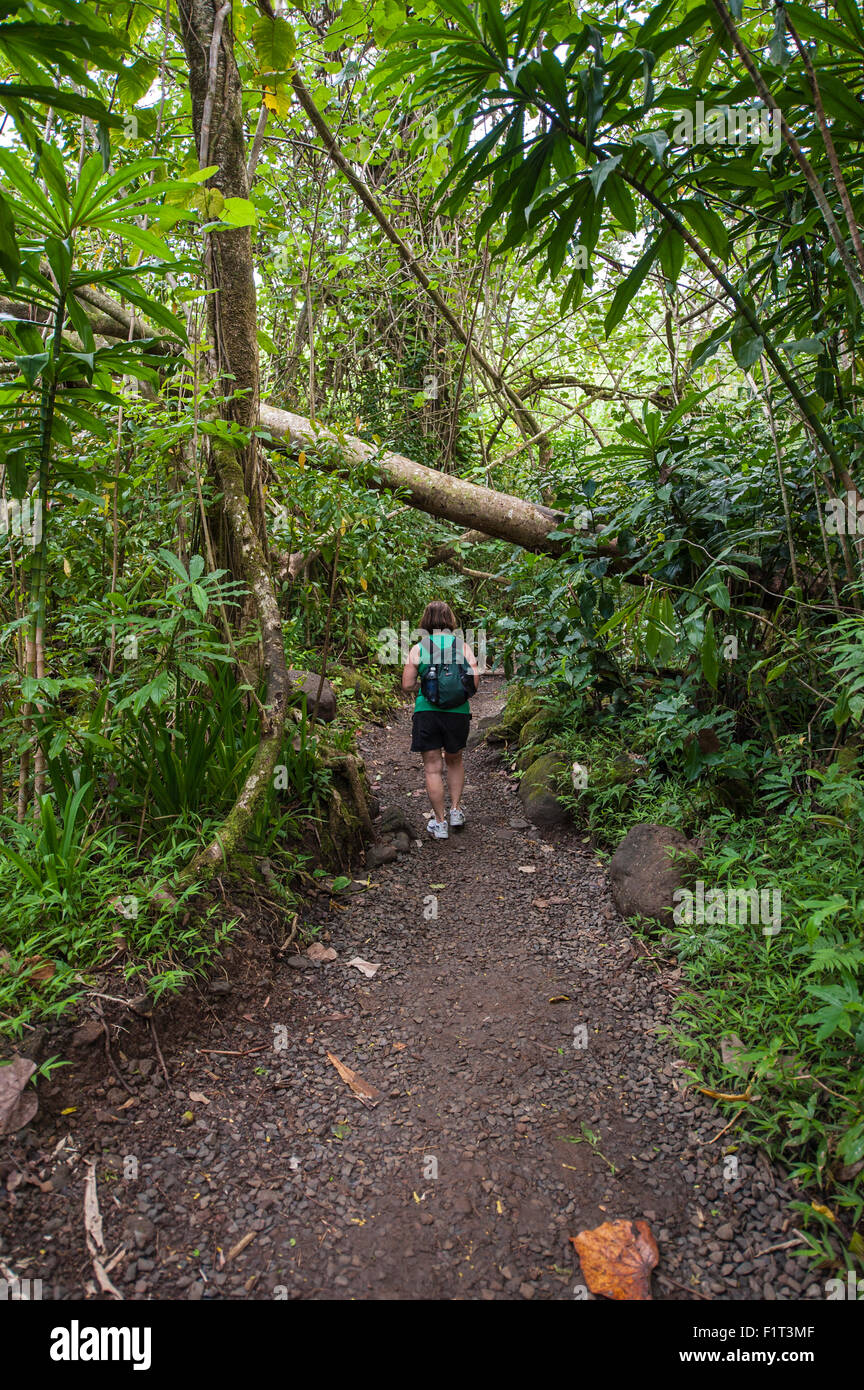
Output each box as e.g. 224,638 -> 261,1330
1,679 -> 818,1300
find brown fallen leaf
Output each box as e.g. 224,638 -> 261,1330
24,1172 -> 54,1194
570,1218 -> 659,1300
326,1052 -> 381,1106
24,955 -> 55,983
83,1161 -> 122,1300
0,1056 -> 37,1137
226,1232 -> 256,1262
720,1032 -> 748,1077
346,956 -> 380,978
810,1201 -> 836,1222
307,943 -> 338,962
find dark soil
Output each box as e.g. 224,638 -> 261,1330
0,678 -> 821,1300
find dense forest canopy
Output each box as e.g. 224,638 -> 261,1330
1,0 -> 864,1275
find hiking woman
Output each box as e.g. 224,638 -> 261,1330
401,601 -> 480,840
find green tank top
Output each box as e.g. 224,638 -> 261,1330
414,630 -> 471,716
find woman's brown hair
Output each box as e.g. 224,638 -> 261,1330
419,600 -> 458,633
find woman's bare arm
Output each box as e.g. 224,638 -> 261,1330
401,642 -> 421,694
462,641 -> 480,692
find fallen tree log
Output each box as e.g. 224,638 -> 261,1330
259,404 -> 792,598
258,402 -> 566,555
0,281 -> 622,564
3,283 -> 792,601
423,530 -> 510,584
435,556 -> 510,585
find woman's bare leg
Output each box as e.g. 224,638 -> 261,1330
444,750 -> 465,810
422,748 -> 446,821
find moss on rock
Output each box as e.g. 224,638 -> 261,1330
517,707 -> 557,748
518,752 -> 569,826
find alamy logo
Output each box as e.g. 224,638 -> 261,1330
826,490 -> 864,535
825,1271 -> 864,1300
1,1276 -> 42,1299
0,497 -> 42,545
376,621 -> 487,670
673,101 -> 780,155
672,880 -> 781,935
49,1321 -> 152,1371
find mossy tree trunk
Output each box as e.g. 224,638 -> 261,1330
177,0 -> 289,884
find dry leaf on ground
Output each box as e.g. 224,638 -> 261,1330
0,1056 -> 37,1137
23,955 -> 55,983
307,943 -> 338,962
83,1161 -> 123,1299
346,956 -> 380,977
720,1033 -> 748,1076
327,1052 -> 381,1105
226,1232 -> 256,1262
570,1218 -> 659,1300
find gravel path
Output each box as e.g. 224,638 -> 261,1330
0,679 -> 820,1300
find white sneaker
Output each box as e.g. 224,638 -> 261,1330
426,817 -> 449,840
448,807 -> 466,829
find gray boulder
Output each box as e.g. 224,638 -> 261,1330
378,806 -> 414,836
468,713 -> 508,747
608,823 -> 697,925
518,753 -> 569,826
366,843 -> 397,868
287,669 -> 337,722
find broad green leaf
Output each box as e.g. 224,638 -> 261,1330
190,583 -> 209,616
158,548 -> 189,582
677,198 -> 728,261
657,224 -> 684,284
605,237 -> 660,336
730,320 -> 764,369
252,14 -> 296,73
0,190 -> 20,284
219,197 -> 257,228
14,352 -> 49,386
701,610 -> 719,688
587,153 -> 622,197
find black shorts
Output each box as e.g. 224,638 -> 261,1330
411,710 -> 471,754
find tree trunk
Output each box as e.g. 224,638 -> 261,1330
178,0 -> 265,540
176,0 -> 289,884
